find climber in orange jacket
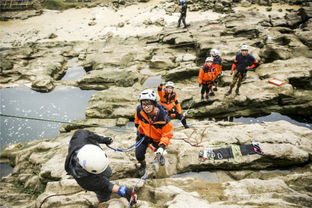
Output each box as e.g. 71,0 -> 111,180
210,48 -> 222,94
158,81 -> 189,129
134,89 -> 173,176
198,57 -> 216,101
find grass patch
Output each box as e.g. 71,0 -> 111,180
43,0 -> 79,10
14,182 -> 46,197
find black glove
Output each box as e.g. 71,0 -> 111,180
177,113 -> 183,120
101,136 -> 113,145
118,186 -> 137,206
199,84 -> 202,87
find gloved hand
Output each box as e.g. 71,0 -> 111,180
177,113 -> 183,120
102,136 -> 113,145
155,145 -> 165,156
230,71 -> 233,75
118,186 -> 137,206
199,84 -> 202,87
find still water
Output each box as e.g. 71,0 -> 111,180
219,112 -> 311,130
0,85 -> 95,151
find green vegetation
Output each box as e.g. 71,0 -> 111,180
14,182 -> 46,197
43,0 -> 79,10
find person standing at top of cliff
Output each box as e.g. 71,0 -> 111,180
177,0 -> 190,28
225,45 -> 258,96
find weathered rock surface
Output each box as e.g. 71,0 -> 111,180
1,2 -> 312,208
0,121 -> 311,207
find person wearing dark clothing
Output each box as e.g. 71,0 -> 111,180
225,45 -> 258,96
64,129 -> 137,206
177,0 -> 190,28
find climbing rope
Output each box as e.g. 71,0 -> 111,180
39,190 -> 86,208
0,113 -> 99,127
106,137 -> 145,152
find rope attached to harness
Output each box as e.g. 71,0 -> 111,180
106,137 -> 145,152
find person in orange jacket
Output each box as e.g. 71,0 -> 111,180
210,49 -> 222,94
198,57 -> 216,101
157,81 -> 189,129
134,89 -> 173,176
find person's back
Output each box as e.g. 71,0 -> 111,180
65,129 -> 137,206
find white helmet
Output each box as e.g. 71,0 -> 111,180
205,57 -> 214,62
77,144 -> 109,174
165,81 -> 175,88
241,45 -> 249,51
139,89 -> 157,101
210,49 -> 220,57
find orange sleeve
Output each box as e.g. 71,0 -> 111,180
159,121 -> 173,147
231,59 -> 238,71
134,111 -> 139,125
157,84 -> 163,97
198,68 -> 203,84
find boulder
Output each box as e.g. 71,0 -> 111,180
77,68 -> 142,90
31,76 -> 55,92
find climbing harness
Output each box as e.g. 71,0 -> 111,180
199,142 -> 264,161
106,137 -> 145,152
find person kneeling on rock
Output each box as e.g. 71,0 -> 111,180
134,89 -> 173,177
64,129 -> 137,207
157,81 -> 189,128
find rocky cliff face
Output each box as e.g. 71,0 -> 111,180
0,1 -> 312,208
0,121 -> 311,207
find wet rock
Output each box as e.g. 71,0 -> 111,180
31,76 -> 55,92
0,57 -> 14,72
85,87 -> 138,118
77,69 -> 141,90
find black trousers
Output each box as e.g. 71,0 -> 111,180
201,83 -> 211,96
135,137 -> 159,162
178,15 -> 186,27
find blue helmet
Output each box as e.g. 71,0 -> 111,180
180,0 -> 186,3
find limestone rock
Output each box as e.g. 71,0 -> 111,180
31,76 -> 55,92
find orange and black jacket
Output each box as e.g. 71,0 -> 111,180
157,84 -> 182,114
213,56 -> 222,76
134,104 -> 173,147
198,64 -> 216,84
